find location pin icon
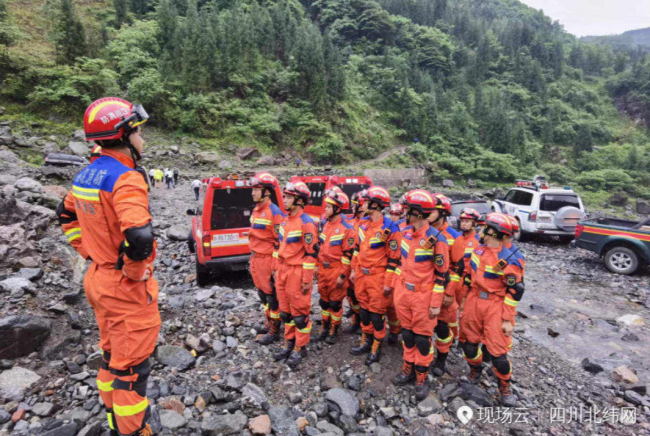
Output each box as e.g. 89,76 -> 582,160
457,405 -> 474,424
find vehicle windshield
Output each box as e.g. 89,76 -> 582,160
539,194 -> 580,212
211,188 -> 254,230
451,201 -> 490,217
306,182 -> 326,206
340,183 -> 371,201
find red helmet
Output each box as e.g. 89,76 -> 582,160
504,214 -> 519,233
366,186 -> 391,209
389,203 -> 403,215
83,97 -> 149,142
477,214 -> 487,227
459,207 -> 481,222
250,172 -> 278,191
432,193 -> 452,215
283,181 -> 310,203
484,212 -> 515,238
404,189 -> 436,216
351,189 -> 367,206
325,189 -> 350,212
90,144 -> 102,163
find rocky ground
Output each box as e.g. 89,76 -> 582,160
1,120 -> 650,436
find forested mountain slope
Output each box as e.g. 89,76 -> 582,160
1,0 -> 649,200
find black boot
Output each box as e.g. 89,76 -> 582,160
364,338 -> 382,366
344,313 -> 361,334
414,366 -> 430,401
274,339 -> 295,361
350,333 -> 372,355
431,352 -> 448,377
498,378 -> 517,407
286,346 -> 307,369
254,322 -> 268,335
387,331 -> 399,344
317,321 -> 331,342
325,323 -> 339,345
467,364 -> 484,384
392,361 -> 415,386
258,320 -> 280,346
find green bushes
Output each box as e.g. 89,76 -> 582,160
575,169 -> 633,191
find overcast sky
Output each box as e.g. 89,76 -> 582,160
518,0 -> 650,37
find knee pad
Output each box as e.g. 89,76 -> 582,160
257,290 -> 267,305
413,334 -> 431,356
401,329 -> 415,348
280,312 -> 292,323
461,341 -> 480,359
294,315 -> 309,330
319,298 -> 330,311
370,312 -> 384,330
329,300 -> 343,312
111,359 -> 151,397
435,321 -> 450,338
492,354 -> 511,375
359,308 -> 371,325
266,293 -> 279,311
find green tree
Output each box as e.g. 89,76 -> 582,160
53,0 -> 88,65
131,0 -> 150,16
114,0 -> 129,28
0,0 -> 14,46
292,23 -> 326,112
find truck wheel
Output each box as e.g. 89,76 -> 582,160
559,236 -> 574,244
604,247 -> 639,275
187,230 -> 196,254
513,219 -> 529,242
196,254 -> 210,287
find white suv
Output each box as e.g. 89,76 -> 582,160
491,184 -> 586,243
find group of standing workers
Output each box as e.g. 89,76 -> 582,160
148,167 -> 179,189
59,97 -> 526,436
248,172 -> 526,407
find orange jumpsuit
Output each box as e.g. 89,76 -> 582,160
317,215 -> 356,326
454,229 -> 481,343
249,199 -> 284,324
352,216 -> 401,340
275,209 -> 319,347
58,149 -> 160,436
346,215 -> 364,317
460,244 -> 524,381
394,224 -> 449,367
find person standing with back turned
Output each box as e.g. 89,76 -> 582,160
56,98 -> 160,436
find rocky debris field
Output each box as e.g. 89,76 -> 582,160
1,121 -> 650,436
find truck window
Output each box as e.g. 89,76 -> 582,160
211,188 -> 254,230
512,191 -> 533,206
540,194 -> 579,211
307,183 -> 326,206
504,190 -> 517,203
340,184 -> 371,201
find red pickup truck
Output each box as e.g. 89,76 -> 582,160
187,175 -> 287,286
289,175 -> 373,223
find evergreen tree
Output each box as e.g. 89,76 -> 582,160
131,0 -> 150,16
323,33 -> 346,104
114,0 -> 129,28
53,0 -> 87,65
292,23 -> 326,112
0,0 -> 14,46
574,124 -> 593,157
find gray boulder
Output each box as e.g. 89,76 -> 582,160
201,411 -> 247,435
69,141 -> 89,156
242,383 -> 270,410
160,409 -> 187,429
14,177 -> 44,193
155,345 -> 195,370
0,277 -> 35,294
0,367 -> 41,400
0,315 -> 51,359
325,388 -> 359,417
166,225 -> 190,241
196,152 -> 220,164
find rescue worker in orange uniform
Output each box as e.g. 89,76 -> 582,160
388,203 -> 403,223
452,208 -> 482,346
273,181 -> 319,368
349,186 -> 401,365
385,203 -> 405,343
392,190 -> 449,399
57,98 -> 159,436
316,190 -> 356,344
249,172 -> 285,346
427,193 -> 461,377
459,212 -> 525,407
343,190 -> 368,334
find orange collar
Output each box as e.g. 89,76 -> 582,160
254,198 -> 271,212
101,148 -> 136,169
412,222 -> 429,236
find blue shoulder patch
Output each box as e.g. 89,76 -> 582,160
382,216 -> 399,233
446,226 -> 461,239
269,203 -> 285,217
72,155 -> 132,193
300,212 -> 317,226
341,219 -> 354,230
427,227 -> 448,245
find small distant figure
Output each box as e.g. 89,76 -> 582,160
296,157 -> 302,168
173,168 -> 179,185
165,168 -> 175,189
154,168 -> 163,188
413,138 -> 419,143
148,168 -> 155,184
191,179 -> 201,201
